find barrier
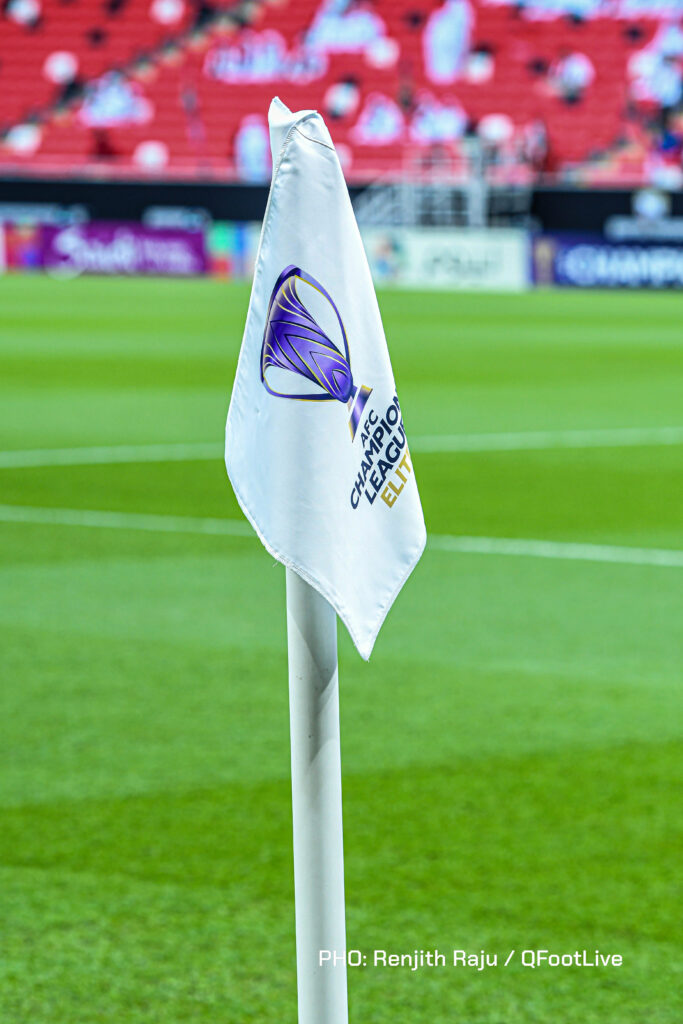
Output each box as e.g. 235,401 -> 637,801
42,223 -> 207,277
361,227 -> 530,291
533,234 -> 683,289
0,221 -> 207,276
19,221 -> 683,290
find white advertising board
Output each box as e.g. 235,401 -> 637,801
361,227 -> 530,291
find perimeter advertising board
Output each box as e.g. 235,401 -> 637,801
41,223 -> 208,277
361,227 -> 530,291
533,234 -> 683,289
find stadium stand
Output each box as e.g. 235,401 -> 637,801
1,0 -> 682,185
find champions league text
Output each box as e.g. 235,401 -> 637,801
350,396 -> 414,510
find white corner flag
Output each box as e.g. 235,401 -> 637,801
225,98 -> 425,1024
225,97 -> 426,659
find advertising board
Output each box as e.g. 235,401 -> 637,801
533,234 -> 683,289
42,223 -> 207,277
362,227 -> 530,291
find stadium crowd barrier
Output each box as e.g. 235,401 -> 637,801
3,220 -> 683,288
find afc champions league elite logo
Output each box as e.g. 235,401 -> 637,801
260,265 -> 372,440
261,264 -> 415,511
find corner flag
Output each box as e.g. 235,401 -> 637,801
225,98 -> 426,659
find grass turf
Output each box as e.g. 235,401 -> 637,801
0,276 -> 682,1023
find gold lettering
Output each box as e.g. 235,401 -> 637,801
380,451 -> 413,509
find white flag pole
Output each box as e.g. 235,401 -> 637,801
286,567 -> 349,1024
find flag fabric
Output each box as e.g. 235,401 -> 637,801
225,97 -> 426,659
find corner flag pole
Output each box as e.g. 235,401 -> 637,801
286,568 -> 349,1024
226,99 -> 426,1019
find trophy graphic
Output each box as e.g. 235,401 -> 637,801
260,265 -> 372,440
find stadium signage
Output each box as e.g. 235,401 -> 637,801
203,31 -> 326,85
533,234 -> 683,289
362,227 -> 530,291
42,223 -> 207,277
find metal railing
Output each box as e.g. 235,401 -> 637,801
352,140 -> 533,228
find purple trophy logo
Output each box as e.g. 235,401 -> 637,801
260,265 -> 372,440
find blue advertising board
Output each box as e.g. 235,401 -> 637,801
532,234 -> 683,289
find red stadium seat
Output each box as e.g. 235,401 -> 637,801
0,0 -> 675,181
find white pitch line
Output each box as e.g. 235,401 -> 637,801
0,441 -> 220,469
1,504 -> 681,569
428,533 -> 683,569
1,426 -> 683,469
0,504 -> 253,539
411,425 -> 683,454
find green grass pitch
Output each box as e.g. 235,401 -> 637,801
0,276 -> 681,1023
